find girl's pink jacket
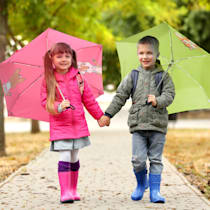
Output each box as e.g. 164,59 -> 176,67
40,67 -> 104,141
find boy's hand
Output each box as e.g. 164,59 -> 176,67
60,100 -> 70,110
147,95 -> 157,107
97,115 -> 110,127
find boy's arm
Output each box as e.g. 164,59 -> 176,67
155,72 -> 175,108
105,72 -> 133,118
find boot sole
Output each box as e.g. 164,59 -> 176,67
60,199 -> 74,203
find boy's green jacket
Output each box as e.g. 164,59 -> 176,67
105,65 -> 175,134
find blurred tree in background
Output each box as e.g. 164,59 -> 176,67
3,0 -> 210,87
5,0 -> 187,88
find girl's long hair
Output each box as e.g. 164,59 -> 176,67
44,42 -> 77,114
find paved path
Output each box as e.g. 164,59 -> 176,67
1,100 -> 210,209
0,129 -> 209,209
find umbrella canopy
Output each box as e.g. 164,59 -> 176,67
116,22 -> 210,114
0,28 -> 103,122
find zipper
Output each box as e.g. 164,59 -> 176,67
146,70 -> 152,122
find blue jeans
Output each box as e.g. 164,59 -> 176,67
132,131 -> 166,174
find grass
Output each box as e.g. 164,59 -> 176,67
0,132 -> 50,183
165,129 -> 210,200
0,129 -> 209,200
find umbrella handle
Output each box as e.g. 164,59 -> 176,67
56,83 -> 66,101
66,104 -> 75,110
154,61 -> 174,93
146,61 -> 174,106
56,83 -> 75,110
145,100 -> 152,106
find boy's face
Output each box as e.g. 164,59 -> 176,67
137,43 -> 158,70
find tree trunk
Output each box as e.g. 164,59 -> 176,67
0,0 -> 8,156
0,84 -> 5,156
31,120 -> 40,134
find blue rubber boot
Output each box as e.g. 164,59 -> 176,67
149,174 -> 165,203
131,168 -> 147,201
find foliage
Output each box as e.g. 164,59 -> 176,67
181,10 -> 210,52
174,0 -> 210,52
3,0 -> 210,87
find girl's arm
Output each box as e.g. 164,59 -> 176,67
82,80 -> 104,120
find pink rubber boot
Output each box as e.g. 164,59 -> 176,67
58,171 -> 74,203
70,170 -> 80,201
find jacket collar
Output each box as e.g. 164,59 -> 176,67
137,62 -> 164,74
54,67 -> 79,81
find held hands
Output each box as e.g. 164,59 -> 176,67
97,115 -> 110,127
147,94 -> 157,107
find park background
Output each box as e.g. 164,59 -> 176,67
0,0 -> 209,201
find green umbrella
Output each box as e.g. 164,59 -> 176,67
116,22 -> 210,114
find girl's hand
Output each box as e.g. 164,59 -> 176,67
60,100 -> 70,110
97,115 -> 110,127
147,95 -> 157,107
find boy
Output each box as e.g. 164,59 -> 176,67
101,36 -> 175,203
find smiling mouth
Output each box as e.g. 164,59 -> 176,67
143,61 -> 150,64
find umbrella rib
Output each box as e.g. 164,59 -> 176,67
76,45 -> 101,51
169,30 -> 174,63
155,29 -> 175,91
8,73 -> 44,113
173,54 -> 208,64
155,29 -> 176,92
175,62 -> 208,96
13,62 -> 42,68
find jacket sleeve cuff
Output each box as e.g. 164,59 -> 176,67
156,97 -> 164,108
104,112 -> 113,118
57,103 -> 63,113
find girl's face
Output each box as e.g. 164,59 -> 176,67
137,43 -> 158,70
52,52 -> 72,74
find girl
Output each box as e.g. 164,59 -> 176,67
40,42 -> 104,203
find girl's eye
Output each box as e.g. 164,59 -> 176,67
55,54 -> 62,58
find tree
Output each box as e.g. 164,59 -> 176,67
0,0 -> 8,156
6,0 -> 116,86
182,10 -> 210,52
1,0 -> 117,137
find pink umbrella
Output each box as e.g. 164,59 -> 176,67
0,28 -> 103,122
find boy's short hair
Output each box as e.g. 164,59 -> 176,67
138,36 -> 159,53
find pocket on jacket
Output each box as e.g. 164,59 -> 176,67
128,106 -> 139,128
151,107 -> 168,128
